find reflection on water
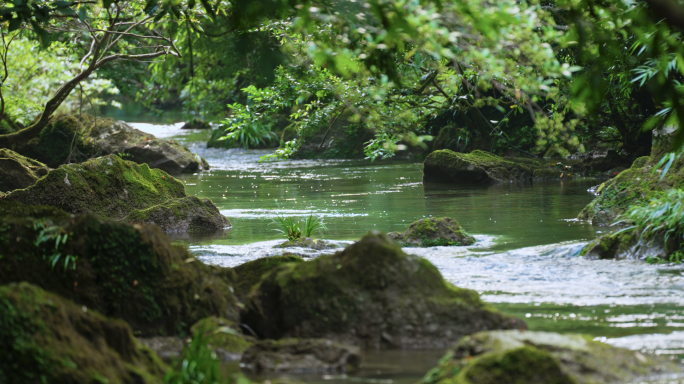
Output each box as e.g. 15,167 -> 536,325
246,349 -> 447,384
127,124 -> 684,382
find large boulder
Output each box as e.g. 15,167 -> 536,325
419,330 -> 681,384
126,196 -> 231,232
0,148 -> 49,192
242,232 -> 522,349
389,217 -> 475,246
4,155 -> 228,230
16,114 -> 208,174
0,201 -> 240,336
232,255 -> 304,302
423,150 -> 541,183
240,338 -> 360,374
0,282 -> 166,383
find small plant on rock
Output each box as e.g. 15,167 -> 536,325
33,221 -> 77,272
303,214 -> 327,238
615,189 -> 684,262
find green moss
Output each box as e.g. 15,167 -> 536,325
191,317 -> 254,353
461,346 -> 573,384
0,282 -> 166,383
398,217 -> 476,247
242,232 -> 520,348
0,148 -> 49,192
232,255 -> 304,302
578,155 -> 684,224
420,330 -> 679,384
6,154 -> 186,220
0,201 -> 240,336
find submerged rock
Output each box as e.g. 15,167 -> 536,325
242,232 -> 521,349
233,255 -> 304,302
0,148 -> 49,192
126,196 -> 231,232
0,282 -> 166,383
419,330 -> 681,384
241,338 -> 360,374
0,201 -> 240,336
391,217 -> 475,246
424,150 -> 540,183
274,237 -> 338,250
191,317 -> 255,362
4,155 -> 228,230
16,114 -> 208,174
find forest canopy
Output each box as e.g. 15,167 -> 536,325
1,0 -> 683,160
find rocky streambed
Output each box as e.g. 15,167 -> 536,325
3,120 -> 684,383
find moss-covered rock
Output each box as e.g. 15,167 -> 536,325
241,338 -> 360,374
390,217 -> 475,246
0,282 -> 167,383
233,255 -> 304,302
424,150 -> 543,183
275,237 -> 338,250
5,154 -> 185,220
0,148 -> 49,192
15,114 -> 208,174
0,201 -> 240,336
242,232 -> 522,349
577,139 -> 684,226
579,229 -> 680,260
4,155 -> 229,231
419,330 -> 681,384
126,196 -> 231,232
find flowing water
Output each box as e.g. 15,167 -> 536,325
130,121 -> 684,383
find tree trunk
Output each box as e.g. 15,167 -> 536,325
0,67 -> 94,149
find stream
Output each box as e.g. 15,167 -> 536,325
130,121 -> 684,384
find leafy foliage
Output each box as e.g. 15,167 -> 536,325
616,189 -> 684,256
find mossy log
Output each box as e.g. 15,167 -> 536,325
242,232 -> 522,349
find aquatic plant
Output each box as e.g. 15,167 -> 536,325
271,202 -> 326,241
615,189 -> 684,258
303,214 -> 327,238
272,214 -> 303,241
